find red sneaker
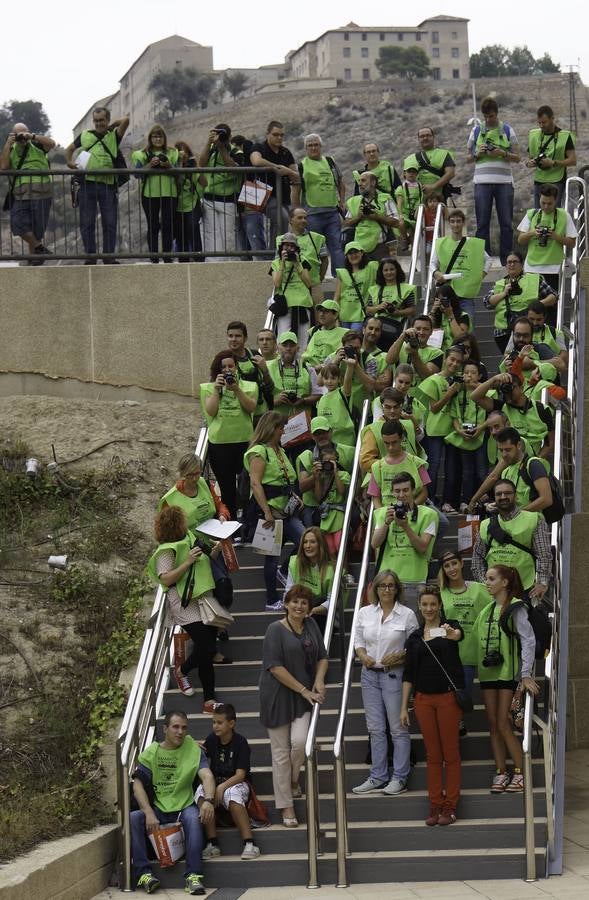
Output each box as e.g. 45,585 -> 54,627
202,699 -> 218,714
174,664 -> 195,696
438,807 -> 457,826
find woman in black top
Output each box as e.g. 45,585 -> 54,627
401,583 -> 464,827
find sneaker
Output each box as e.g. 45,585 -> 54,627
438,807 -> 457,826
382,777 -> 408,795
352,776 -> 388,794
276,569 -> 288,588
202,842 -> 221,859
441,503 -> 457,514
425,806 -> 441,826
185,873 -> 206,895
241,842 -> 261,859
265,600 -> 284,611
137,873 -> 160,894
505,772 -> 524,792
459,503 -> 469,514
459,720 -> 468,737
174,664 -> 195,696
202,699 -> 218,714
490,771 -> 511,793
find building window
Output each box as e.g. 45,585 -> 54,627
452,31 -> 458,39
452,47 -> 459,58
343,47 -> 351,58
344,68 -> 352,80
416,32 -> 422,41
432,67 -> 441,80
453,69 -> 460,79
344,32 -> 349,41
432,47 -> 440,58
380,33 -> 385,41
361,33 -> 367,41
361,47 -> 369,58
398,33 -> 404,41
432,31 -> 439,44
362,68 -> 370,80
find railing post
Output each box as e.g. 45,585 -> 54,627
306,748 -> 320,889
523,694 -> 537,882
335,749 -> 349,888
118,752 -> 133,892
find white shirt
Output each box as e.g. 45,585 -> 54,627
517,210 -> 577,274
354,601 -> 419,668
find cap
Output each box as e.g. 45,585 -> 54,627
402,157 -> 419,171
280,232 -> 298,245
311,416 -> 331,434
344,241 -> 364,255
278,331 -> 298,344
317,299 -> 339,312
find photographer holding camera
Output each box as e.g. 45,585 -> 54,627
198,123 -> 244,260
132,125 -> 179,262
266,331 -> 318,422
500,316 -> 566,380
526,105 -> 576,208
431,209 -> 489,322
517,183 -> 577,295
296,416 -> 355,528
404,126 -> 458,202
431,284 -> 472,350
0,122 -> 56,264
372,472 -> 438,610
270,233 -> 313,347
386,315 -> 444,386
484,251 -> 557,352
343,172 -> 399,261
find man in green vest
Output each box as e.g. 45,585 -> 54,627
277,207 -> 328,304
525,301 -> 569,367
526,105 -> 576,207
472,479 -> 552,600
65,106 -> 130,264
502,315 -> 567,378
405,126 -> 458,202
131,709 -> 216,895
291,133 -> 345,274
352,142 -> 401,198
301,300 -> 348,371
296,415 -> 355,527
431,208 -> 489,321
344,172 -> 399,260
327,328 -> 391,411
0,122 -> 55,264
266,330 -> 318,419
386,315 -> 444,384
198,123 -> 244,261
517,183 -> 577,292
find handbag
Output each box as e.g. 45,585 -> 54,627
197,594 -> 234,628
246,781 -> 270,828
268,264 -> 295,317
421,637 -> 473,713
510,681 -> 525,732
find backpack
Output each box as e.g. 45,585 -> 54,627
501,599 -> 552,660
519,457 -> 565,524
472,122 -> 512,145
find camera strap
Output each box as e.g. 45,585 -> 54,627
444,238 -> 466,275
484,604 -> 501,657
339,389 -> 359,431
538,130 -> 558,158
279,264 -> 296,294
532,209 -> 558,231
487,514 -> 536,559
349,272 -> 367,312
421,637 -> 461,691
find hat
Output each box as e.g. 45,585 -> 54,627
402,157 -> 419,171
344,241 -> 364,255
278,331 -> 298,344
317,299 -> 339,312
311,416 -> 331,434
279,232 -> 298,245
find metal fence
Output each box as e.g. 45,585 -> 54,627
0,165 -> 284,264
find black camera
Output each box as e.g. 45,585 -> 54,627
537,226 -> 550,248
482,650 -> 504,668
344,346 -> 357,359
14,132 -> 28,144
499,380 -> 514,400
224,373 -> 235,385
506,279 -> 522,296
285,391 -> 297,403
321,458 -> 334,472
214,127 -> 229,141
506,348 -> 520,362
462,422 -> 477,435
360,192 -> 377,215
405,333 -> 420,350
533,152 -> 547,166
448,374 -> 464,385
481,140 -> 496,153
404,396 -> 414,413
393,502 -> 408,520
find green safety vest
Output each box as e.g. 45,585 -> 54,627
205,144 -> 243,197
439,310 -> 472,350
524,207 -> 568,268
157,483 -> 216,534
316,389 -> 357,447
346,192 -> 394,253
528,127 -> 575,184
418,373 -> 456,437
362,417 -> 421,459
266,358 -> 312,417
502,457 -> 550,508
435,236 -> 486,299
398,345 -> 443,388
395,182 -> 423,226
504,400 -> 549,456
353,160 -> 398,197
270,257 -> 313,309
80,130 -> 119,184
9,141 -> 51,191
336,262 -> 379,322
347,347 -> 388,411
532,325 -> 563,356
132,148 -> 179,198
243,443 -> 297,513
492,273 -> 541,331
370,453 -> 426,504
288,558 -> 335,605
479,511 -> 540,590
200,380 -> 258,445
295,444 -> 355,508
474,123 -> 511,162
367,283 -> 416,321
177,168 -> 204,213
301,326 -> 348,368
300,156 -> 339,208
465,598 -> 522,682
404,148 -> 453,188
276,230 -> 325,284
138,735 -> 202,813
445,389 -> 486,450
373,504 -> 438,582
441,582 -> 491,662
147,531 -> 215,600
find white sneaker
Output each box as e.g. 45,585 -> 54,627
241,842 -> 261,860
382,777 -> 408,795
352,776 -> 388,794
202,842 -> 221,859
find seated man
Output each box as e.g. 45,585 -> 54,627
131,709 -> 216,895
344,171 -> 399,260
501,315 -> 566,379
300,300 -> 348,372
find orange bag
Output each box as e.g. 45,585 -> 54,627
148,821 -> 185,868
173,632 -> 190,667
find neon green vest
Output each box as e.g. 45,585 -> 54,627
147,531 -> 215,600
467,599 -> 522,682
492,274 -> 541,331
80,130 -> 119,184
474,123 -> 511,162
316,389 -> 357,447
373,504 -> 437,582
270,257 -> 313,309
524,207 -> 568,268
370,453 -> 425,504
295,444 -> 355,507
528,128 -> 574,184
405,148 -> 452,188
157,483 -> 216,534
288,558 -> 335,605
10,142 -> 51,190
301,156 -> 338,208
479,511 -> 540,590
441,581 -> 491,662
205,145 -> 243,197
398,345 -> 443,388
367,283 -> 416,321
243,443 -> 297,513
138,735 -> 202,813
418,373 -> 455,437
336,262 -> 379,322
363,417 -> 420,458
266,358 -> 312,417
353,160 -> 397,196
504,401 -> 548,456
301,326 -> 348,368
395,182 -> 423,226
132,148 -> 179,198
276,231 -> 325,284
435,236 -> 486,299
200,381 -> 257,445
445,390 -> 486,449
177,170 -> 204,212
502,457 -> 550,508
346,193 -> 393,253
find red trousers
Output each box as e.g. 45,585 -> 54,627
414,691 -> 462,809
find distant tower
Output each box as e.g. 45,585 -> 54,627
566,65 -> 579,134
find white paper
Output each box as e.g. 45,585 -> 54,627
194,519 -> 242,540
76,150 -> 91,170
238,179 -> 273,206
281,411 -> 309,446
442,272 -> 463,281
306,364 -> 326,396
252,518 -> 283,556
428,627 -> 446,638
457,522 -> 474,553
427,328 -> 445,349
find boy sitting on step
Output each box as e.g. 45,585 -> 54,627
197,703 -> 261,861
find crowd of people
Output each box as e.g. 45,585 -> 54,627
127,97 -> 576,894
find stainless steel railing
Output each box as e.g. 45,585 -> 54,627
304,399 -> 370,889
423,202 -> 446,314
407,203 -> 427,292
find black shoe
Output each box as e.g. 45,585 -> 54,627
459,720 -> 468,737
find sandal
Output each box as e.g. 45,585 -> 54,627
282,816 -> 299,828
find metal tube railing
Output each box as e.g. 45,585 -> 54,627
423,202 -> 445,314
305,399 -> 370,890
407,203 -> 426,287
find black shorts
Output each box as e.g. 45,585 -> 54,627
479,679 -> 518,692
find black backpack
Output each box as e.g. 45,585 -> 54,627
501,599 -> 552,660
519,457 -> 565,525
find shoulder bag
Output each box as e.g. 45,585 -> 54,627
421,636 -> 473,713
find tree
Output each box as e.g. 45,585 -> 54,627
223,71 -> 249,101
0,99 -> 51,144
376,46 -> 431,79
149,67 -> 213,118
506,46 -> 537,76
470,44 -> 561,78
536,53 -> 561,74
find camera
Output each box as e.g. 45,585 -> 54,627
506,280 -> 522,296
405,333 -> 420,350
462,423 -> 476,435
344,346 -> 357,359
321,458 -> 334,473
533,152 -> 547,166
224,373 -> 235,385
360,191 -> 377,215
482,650 -> 504,668
404,396 -> 414,413
285,391 -> 298,403
14,132 -> 28,144
284,493 -> 300,517
440,295 -> 451,308
481,141 -> 496,153
285,248 -> 299,262
448,374 -> 464,385
393,502 -> 408,520
537,226 -> 550,248
499,380 -> 514,400
506,348 -> 520,362
214,127 -> 229,141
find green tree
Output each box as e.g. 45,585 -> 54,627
149,67 -> 213,118
0,99 -> 51,144
536,53 -> 561,74
376,46 -> 431,79
223,71 -> 249,101
469,45 -> 510,78
506,46 -> 537,76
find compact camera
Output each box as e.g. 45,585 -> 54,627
533,152 -> 547,166
448,374 -> 464,385
482,650 -> 504,668
284,493 -> 300,517
285,391 -> 298,403
462,423 -> 477,435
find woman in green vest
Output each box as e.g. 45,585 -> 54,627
173,140 -> 206,261
466,565 -> 539,793
430,284 -> 472,351
285,527 -> 335,635
132,124 -> 179,262
270,233 -> 314,348
200,350 -> 258,520
444,360 -> 489,512
365,258 -> 417,351
148,505 -> 219,710
244,411 -> 305,610
333,242 -> 379,330
484,251 -> 550,353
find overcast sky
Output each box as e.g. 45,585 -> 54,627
1,1 -> 585,145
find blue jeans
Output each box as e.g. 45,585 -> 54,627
474,182 -> 514,265
79,181 -> 118,255
306,208 -> 345,275
264,514 -> 305,603
131,803 -> 203,879
458,298 -> 476,323
463,664 -> 476,698
341,321 -> 363,331
460,444 -> 489,505
361,667 -> 410,783
241,210 -> 267,253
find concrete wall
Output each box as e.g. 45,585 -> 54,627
0,263 -> 270,398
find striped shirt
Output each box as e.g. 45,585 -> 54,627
467,123 -> 518,186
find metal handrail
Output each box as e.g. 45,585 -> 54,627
305,399 -> 370,889
423,202 -> 446,314
407,203 -> 426,290
333,503 -> 374,888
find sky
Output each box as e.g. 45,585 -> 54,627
1,1 -> 586,146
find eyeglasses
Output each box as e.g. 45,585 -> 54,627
377,583 -> 396,591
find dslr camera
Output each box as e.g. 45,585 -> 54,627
405,333 -> 420,350
499,379 -> 514,400
13,132 -> 28,144
285,391 -> 298,403
360,191 -> 377,215
280,243 -> 299,262
344,346 -> 357,359
393,501 -> 408,520
448,374 -> 464,385
482,650 -> 504,668
224,373 -> 235,385
537,226 -> 550,248
214,127 -> 229,142
506,279 -> 522,296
